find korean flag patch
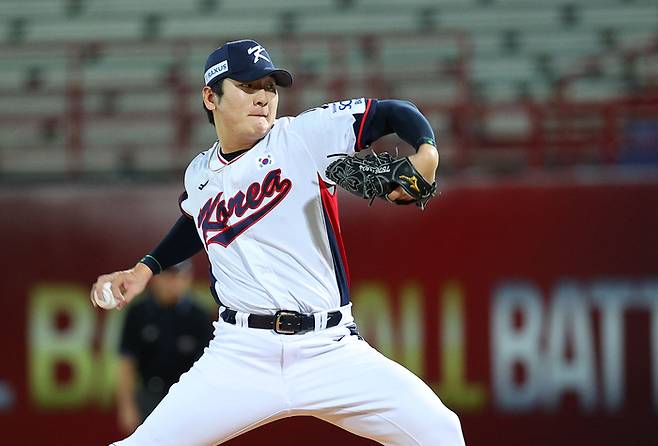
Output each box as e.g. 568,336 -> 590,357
258,154 -> 274,168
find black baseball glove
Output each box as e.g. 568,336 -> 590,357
325,151 -> 437,209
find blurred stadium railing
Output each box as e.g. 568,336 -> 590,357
1,0 -> 657,179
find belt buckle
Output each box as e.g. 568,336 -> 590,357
274,310 -> 301,334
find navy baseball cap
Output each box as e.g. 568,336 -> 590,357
204,39 -> 293,89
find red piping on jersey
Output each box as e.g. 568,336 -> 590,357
217,149 -> 227,165
318,174 -> 351,286
215,129 -> 271,166
356,99 -> 373,151
216,146 -> 249,166
178,191 -> 194,219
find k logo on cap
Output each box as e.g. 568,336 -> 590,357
247,45 -> 271,64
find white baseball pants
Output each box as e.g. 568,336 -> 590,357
111,316 -> 465,446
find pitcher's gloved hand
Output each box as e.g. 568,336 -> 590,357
326,151 -> 437,209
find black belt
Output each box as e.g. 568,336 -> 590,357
221,309 -> 343,334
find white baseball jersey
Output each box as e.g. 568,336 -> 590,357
180,98 -> 373,315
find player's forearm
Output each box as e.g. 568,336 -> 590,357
139,216 -> 203,275
408,143 -> 439,183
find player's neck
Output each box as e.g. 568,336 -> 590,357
218,132 -> 269,154
214,124 -> 253,153
221,144 -> 253,154
216,124 -> 274,153
216,135 -> 255,154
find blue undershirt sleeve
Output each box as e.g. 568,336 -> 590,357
358,99 -> 436,150
139,215 -> 203,275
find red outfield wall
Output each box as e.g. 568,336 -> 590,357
0,177 -> 657,445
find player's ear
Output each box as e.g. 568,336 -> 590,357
202,86 -> 216,111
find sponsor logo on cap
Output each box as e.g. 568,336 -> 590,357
204,60 -> 229,85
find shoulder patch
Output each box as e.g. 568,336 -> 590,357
298,104 -> 329,116
324,98 -> 367,117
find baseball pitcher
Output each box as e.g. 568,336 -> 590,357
91,39 -> 464,446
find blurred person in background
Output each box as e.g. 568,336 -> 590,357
116,260 -> 213,435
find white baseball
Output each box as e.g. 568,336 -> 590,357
94,282 -> 118,309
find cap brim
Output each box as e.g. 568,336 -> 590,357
233,68 -> 293,88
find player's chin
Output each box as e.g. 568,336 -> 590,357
249,118 -> 273,136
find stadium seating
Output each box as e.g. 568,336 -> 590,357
0,0 -> 656,175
